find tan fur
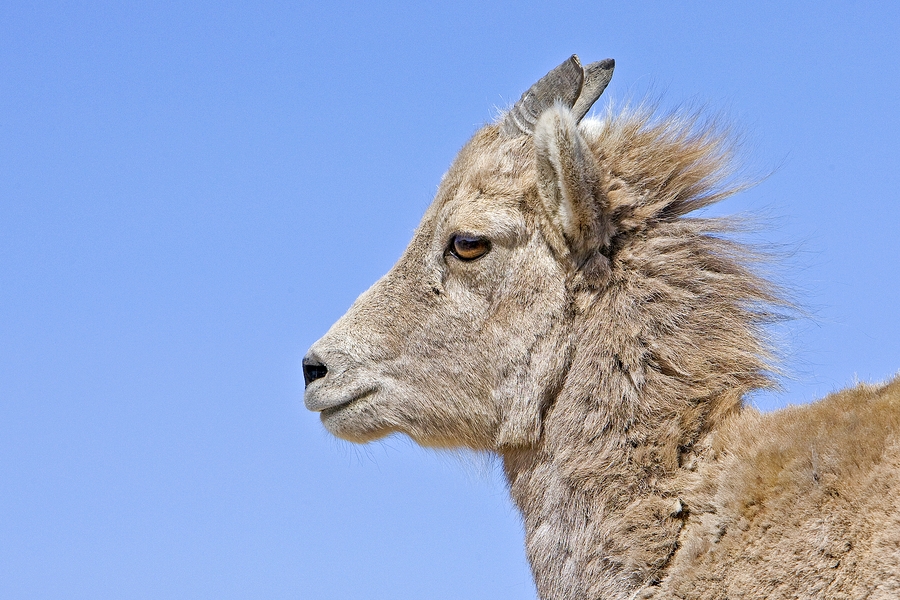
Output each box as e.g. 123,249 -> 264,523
658,379 -> 900,599
304,71 -> 900,599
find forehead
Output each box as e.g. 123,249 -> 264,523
431,126 -> 536,233
446,125 -> 532,188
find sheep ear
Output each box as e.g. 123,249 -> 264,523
534,105 -> 613,278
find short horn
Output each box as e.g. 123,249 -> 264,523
571,59 -> 615,122
500,55 -> 585,137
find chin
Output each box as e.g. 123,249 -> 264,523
320,403 -> 392,443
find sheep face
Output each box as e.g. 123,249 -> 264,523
303,125 -> 574,449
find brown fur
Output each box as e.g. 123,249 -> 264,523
660,379 -> 900,599
304,71 -> 900,599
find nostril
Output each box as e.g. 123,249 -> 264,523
302,355 -> 328,387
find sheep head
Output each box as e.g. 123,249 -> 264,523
304,56 -> 615,450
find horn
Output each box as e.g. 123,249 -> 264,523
571,59 -> 615,122
500,55 -> 585,137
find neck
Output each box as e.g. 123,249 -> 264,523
501,410 -> 694,600
500,275 -> 754,599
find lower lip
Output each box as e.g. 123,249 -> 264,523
320,388 -> 376,418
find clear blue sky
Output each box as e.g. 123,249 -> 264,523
2,2 -> 898,598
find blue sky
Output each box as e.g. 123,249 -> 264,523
2,2 -> 898,598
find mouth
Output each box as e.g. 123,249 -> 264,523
318,387 -> 377,419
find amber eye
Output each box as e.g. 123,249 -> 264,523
449,234 -> 491,261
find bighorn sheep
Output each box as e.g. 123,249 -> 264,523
303,56 -> 900,599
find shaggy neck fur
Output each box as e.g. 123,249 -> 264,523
502,112 -> 780,600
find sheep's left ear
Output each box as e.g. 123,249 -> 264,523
534,105 -> 614,280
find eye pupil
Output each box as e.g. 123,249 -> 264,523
451,234 -> 490,261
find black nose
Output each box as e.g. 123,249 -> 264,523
302,355 -> 328,387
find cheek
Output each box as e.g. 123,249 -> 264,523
402,298 -> 498,389
488,249 -> 568,346
443,253 -> 504,301
437,245 -> 567,360
387,285 -> 504,415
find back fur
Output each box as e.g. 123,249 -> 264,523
657,378 -> 900,599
